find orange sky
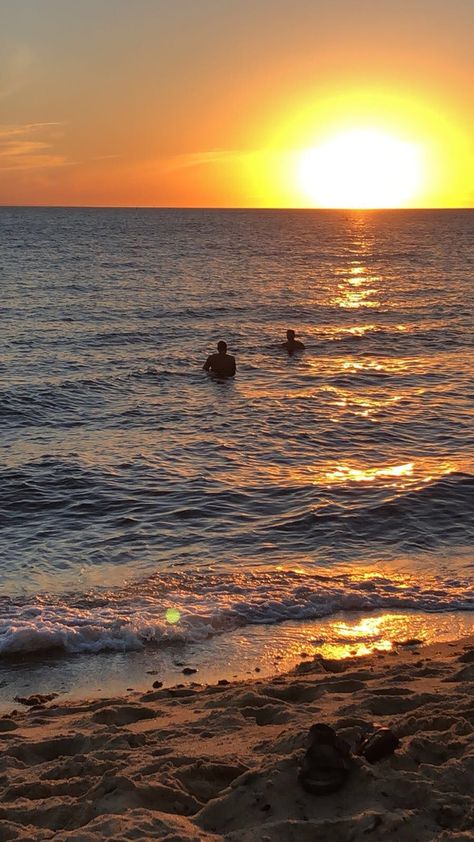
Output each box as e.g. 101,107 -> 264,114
1,0 -> 473,207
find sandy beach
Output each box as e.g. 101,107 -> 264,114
1,635 -> 473,841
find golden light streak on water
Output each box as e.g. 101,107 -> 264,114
283,612 -> 459,661
333,285 -> 380,309
259,607 -> 474,671
340,357 -> 412,373
242,458 -> 465,492
330,260 -> 381,309
316,324 -> 379,337
297,355 -> 424,383
314,612 -> 447,659
323,387 -> 403,418
325,462 -> 415,483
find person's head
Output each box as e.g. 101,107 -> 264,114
286,329 -> 296,342
217,340 -> 227,354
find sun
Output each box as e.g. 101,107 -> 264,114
297,128 -> 424,208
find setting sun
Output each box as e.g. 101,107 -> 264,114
297,128 -> 424,208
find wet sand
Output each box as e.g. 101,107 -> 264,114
1,636 -> 473,841
3,608 -> 474,716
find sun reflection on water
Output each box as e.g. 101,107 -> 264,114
316,323 -> 409,339
301,355 -> 421,380
331,259 -> 381,309
311,612 -> 442,660
340,358 -> 409,374
281,608 -> 470,662
248,608 -> 473,667
333,285 -> 380,309
326,462 -> 414,483
322,385 -> 403,418
252,458 -> 463,490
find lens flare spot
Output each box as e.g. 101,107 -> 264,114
165,608 -> 181,624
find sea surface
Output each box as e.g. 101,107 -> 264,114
1,208 -> 473,696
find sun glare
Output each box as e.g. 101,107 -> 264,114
297,128 -> 424,208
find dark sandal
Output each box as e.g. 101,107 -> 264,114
357,727 -> 399,763
298,724 -> 353,795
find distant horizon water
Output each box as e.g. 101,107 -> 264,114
1,205 -> 473,211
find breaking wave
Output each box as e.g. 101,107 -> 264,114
1,566 -> 473,657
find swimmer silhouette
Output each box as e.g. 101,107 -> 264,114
282,329 -> 305,354
203,340 -> 236,377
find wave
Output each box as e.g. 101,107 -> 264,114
0,458 -> 140,527
270,472 -> 474,549
127,367 -> 202,382
1,566 -> 472,658
0,366 -> 208,427
0,379 -> 112,428
1,457 -> 472,550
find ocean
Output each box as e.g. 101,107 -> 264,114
1,207 -> 473,703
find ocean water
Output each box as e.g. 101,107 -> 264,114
1,208 -> 473,682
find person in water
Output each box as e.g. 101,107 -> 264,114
283,329 -> 305,353
203,340 -> 236,377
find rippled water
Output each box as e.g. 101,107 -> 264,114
1,207 -> 473,659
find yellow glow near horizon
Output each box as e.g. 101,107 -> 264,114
297,129 -> 423,208
246,86 -> 473,208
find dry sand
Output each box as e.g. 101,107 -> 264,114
1,636 -> 473,841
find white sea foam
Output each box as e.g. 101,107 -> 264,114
1,567 -> 473,657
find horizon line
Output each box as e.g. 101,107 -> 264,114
0,204 -> 472,211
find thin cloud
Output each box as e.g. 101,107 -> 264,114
0,122 -> 70,171
89,154 -> 122,161
0,122 -> 62,139
161,148 -> 247,173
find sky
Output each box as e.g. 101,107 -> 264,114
1,0 -> 473,207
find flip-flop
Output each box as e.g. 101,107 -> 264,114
357,727 -> 400,763
298,723 -> 354,795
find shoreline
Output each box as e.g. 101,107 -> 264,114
1,633 -> 473,840
2,608 -> 474,715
